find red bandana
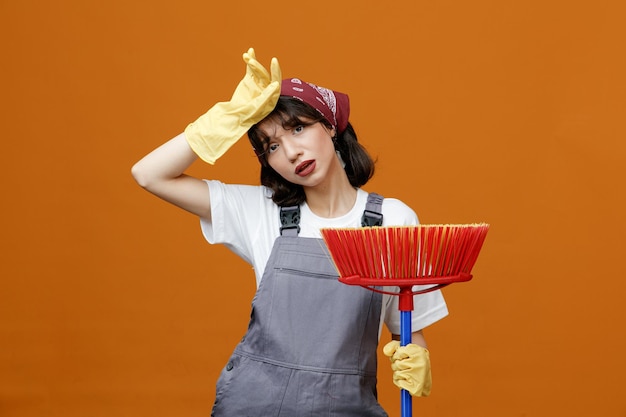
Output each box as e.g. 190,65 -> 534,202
280,78 -> 350,134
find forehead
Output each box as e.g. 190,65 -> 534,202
257,115 -> 316,138
257,118 -> 284,138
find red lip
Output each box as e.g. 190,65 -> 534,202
295,160 -> 316,176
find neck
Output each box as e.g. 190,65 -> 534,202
304,176 -> 357,218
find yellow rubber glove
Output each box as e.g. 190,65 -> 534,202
383,340 -> 432,397
184,48 -> 282,164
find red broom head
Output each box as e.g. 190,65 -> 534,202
320,223 -> 490,281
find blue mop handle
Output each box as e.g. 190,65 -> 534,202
400,309 -> 412,417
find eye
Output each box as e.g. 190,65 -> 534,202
268,143 -> 279,153
293,125 -> 305,134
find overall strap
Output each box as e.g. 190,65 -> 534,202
279,192 -> 384,235
361,192 -> 384,226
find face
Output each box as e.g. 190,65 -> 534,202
258,118 -> 339,188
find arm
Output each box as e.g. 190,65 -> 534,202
391,329 -> 427,348
131,133 -> 212,219
131,48 -> 281,220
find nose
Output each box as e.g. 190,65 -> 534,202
281,138 -> 302,163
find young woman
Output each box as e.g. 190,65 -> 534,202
132,48 -> 448,416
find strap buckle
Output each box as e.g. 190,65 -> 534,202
361,210 -> 383,227
280,206 -> 301,235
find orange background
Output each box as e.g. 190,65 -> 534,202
1,1 -> 625,416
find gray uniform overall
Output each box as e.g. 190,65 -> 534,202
211,194 -> 388,417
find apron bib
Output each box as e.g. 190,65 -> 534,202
211,194 -> 387,417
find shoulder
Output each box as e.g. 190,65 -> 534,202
380,195 -> 419,226
205,180 -> 279,227
201,180 -> 280,251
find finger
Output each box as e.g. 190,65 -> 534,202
270,57 -> 282,83
248,60 -> 270,84
243,47 -> 255,61
391,350 -> 411,362
390,360 -> 414,372
382,340 -> 400,357
244,51 -> 270,80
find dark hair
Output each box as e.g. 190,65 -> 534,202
248,97 -> 376,206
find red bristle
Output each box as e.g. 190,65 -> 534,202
332,237 -> 345,274
321,223 -> 489,282
333,231 -> 348,275
461,227 -> 478,272
363,229 -> 377,277
397,227 -> 405,277
377,228 -> 388,278
379,227 -> 398,278
327,230 -> 346,275
435,226 -> 447,275
458,227 -> 475,272
448,226 -> 466,274
417,226 -> 427,277
433,226 -> 444,276
370,227 -> 380,277
380,228 -> 390,278
460,227 -> 479,273
438,226 -> 451,276
391,227 -> 401,278
430,226 -> 443,276
351,229 -> 366,276
338,230 -> 356,275
391,228 -> 399,278
404,227 -> 413,277
469,225 -> 489,271
460,227 -> 476,271
366,229 -> 380,277
445,226 -> 456,274
395,228 -> 404,278
384,229 -> 392,277
424,226 -> 434,276
426,226 -> 438,276
362,229 -> 375,277
400,227 -> 410,278
378,228 -> 386,277
347,229 -> 360,276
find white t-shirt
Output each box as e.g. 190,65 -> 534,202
200,180 -> 448,335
